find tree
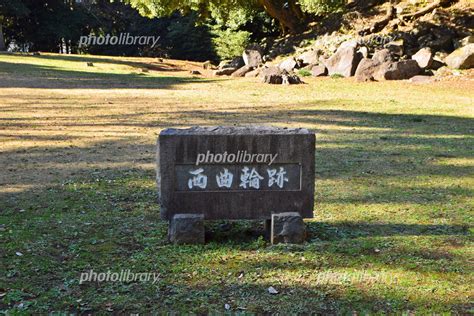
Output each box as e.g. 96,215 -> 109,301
0,0 -> 30,51
0,24 -> 5,50
125,0 -> 309,34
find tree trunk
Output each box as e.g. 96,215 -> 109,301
400,0 -> 456,21
289,0 -> 306,22
258,0 -> 304,34
0,25 -> 6,51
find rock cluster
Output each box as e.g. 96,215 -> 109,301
212,45 -> 304,84
210,33 -> 473,83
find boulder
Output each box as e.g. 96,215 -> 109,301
279,57 -> 297,72
244,68 -> 261,77
384,39 -> 404,57
323,46 -> 362,77
427,35 -> 453,52
189,70 -> 201,75
220,56 -> 244,69
376,60 -> 421,80
231,65 -> 254,77
282,71 -> 303,85
311,65 -> 328,77
372,49 -> 394,63
445,44 -> 474,69
430,59 -> 445,70
459,35 -> 474,47
260,66 -> 282,84
339,39 -> 358,50
261,67 -> 302,84
213,67 -> 237,76
358,46 -> 369,59
355,58 -> 380,82
296,50 -> 320,66
243,47 -> 263,67
412,47 -> 433,69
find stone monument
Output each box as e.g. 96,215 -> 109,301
157,126 -> 315,244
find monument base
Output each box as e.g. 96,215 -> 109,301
168,214 -> 205,244
270,212 -> 306,244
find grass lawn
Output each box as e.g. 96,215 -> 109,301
0,53 -> 473,314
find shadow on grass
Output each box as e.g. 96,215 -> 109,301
0,60 -> 215,89
1,107 -> 472,197
1,167 -> 471,313
24,54 -> 184,71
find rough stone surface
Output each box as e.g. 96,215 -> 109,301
281,71 -> 303,84
279,57 -> 297,72
412,47 -> 433,69
168,214 -> 205,244
354,49 -> 394,82
271,212 -> 306,244
375,60 -> 421,80
158,126 -> 315,220
213,68 -> 237,76
323,46 -> 362,77
358,46 -> 369,59
445,44 -> 474,69
459,35 -> 474,47
219,57 -> 244,69
430,59 -> 445,70
243,47 -> 263,67
296,50 -> 320,66
372,49 -> 394,63
339,39 -> 358,50
244,68 -> 261,77
427,35 -> 453,52
261,68 -> 302,84
384,39 -> 404,56
260,66 -> 283,84
311,64 -> 328,77
231,65 -> 254,77
355,58 -> 380,82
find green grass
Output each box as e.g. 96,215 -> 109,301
298,69 -> 312,77
0,53 -> 473,314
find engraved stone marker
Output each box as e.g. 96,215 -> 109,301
157,126 -> 315,243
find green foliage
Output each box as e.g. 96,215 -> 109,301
330,73 -> 344,79
298,68 -> 312,77
164,13 -> 217,61
299,0 -> 345,15
211,28 -> 250,60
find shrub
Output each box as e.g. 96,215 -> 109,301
211,28 -> 250,60
299,0 -> 345,16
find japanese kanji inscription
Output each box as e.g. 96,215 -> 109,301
157,126 -> 315,220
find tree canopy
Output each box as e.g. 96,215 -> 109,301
125,0 -> 345,34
